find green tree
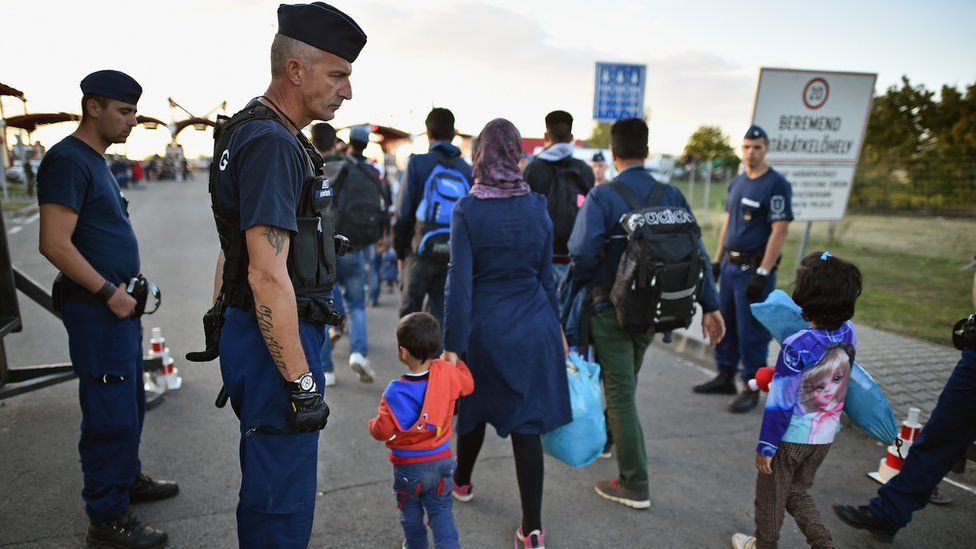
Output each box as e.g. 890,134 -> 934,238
860,76 -> 935,163
682,125 -> 740,172
586,121 -> 611,148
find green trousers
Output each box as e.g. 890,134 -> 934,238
590,309 -> 653,493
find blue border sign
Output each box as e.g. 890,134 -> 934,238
593,62 -> 647,121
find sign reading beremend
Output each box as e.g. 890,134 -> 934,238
751,68 -> 876,220
593,62 -> 647,122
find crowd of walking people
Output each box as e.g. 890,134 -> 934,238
28,3 -> 976,549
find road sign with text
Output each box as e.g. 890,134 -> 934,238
593,62 -> 647,121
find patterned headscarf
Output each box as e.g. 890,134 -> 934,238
470,118 -> 531,199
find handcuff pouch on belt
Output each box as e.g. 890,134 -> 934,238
51,272 -> 160,317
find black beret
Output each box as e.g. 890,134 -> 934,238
80,70 -> 142,104
744,124 -> 768,140
277,3 -> 367,63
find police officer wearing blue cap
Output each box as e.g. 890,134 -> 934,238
37,70 -> 175,548
693,125 -> 793,413
199,3 -> 366,547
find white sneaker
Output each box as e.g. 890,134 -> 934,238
349,352 -> 375,383
323,372 -> 336,387
731,533 -> 756,549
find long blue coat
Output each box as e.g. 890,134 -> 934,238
443,193 -> 572,437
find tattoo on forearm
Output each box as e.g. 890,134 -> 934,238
255,304 -> 288,376
262,227 -> 286,256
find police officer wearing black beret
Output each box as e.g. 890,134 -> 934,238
694,125 -> 794,413
204,3 -> 366,547
37,70 -> 176,548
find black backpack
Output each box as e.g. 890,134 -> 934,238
332,160 -> 386,249
609,181 -> 705,336
541,160 -> 589,257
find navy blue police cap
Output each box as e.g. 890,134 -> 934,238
349,125 -> 371,144
80,70 -> 142,104
278,3 -> 367,63
744,125 -> 768,140
592,152 -> 606,162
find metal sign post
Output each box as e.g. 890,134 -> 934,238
593,62 -> 647,122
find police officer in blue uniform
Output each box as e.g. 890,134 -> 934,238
38,70 -> 176,549
204,4 -> 365,547
693,125 -> 793,413
833,271 -> 976,543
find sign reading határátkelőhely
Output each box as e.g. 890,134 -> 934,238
752,68 -> 876,164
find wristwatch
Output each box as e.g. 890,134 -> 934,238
287,372 -> 317,393
755,267 -> 770,276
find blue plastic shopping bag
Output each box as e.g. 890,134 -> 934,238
542,353 -> 607,467
750,290 -> 898,444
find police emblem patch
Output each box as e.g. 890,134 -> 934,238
770,195 -> 786,214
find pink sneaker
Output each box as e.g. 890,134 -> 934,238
452,481 -> 473,502
515,526 -> 545,549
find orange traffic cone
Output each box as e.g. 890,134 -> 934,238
149,327 -> 182,390
868,407 -> 922,484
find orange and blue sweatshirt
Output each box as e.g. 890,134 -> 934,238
368,359 -> 474,464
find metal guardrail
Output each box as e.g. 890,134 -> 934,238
0,200 -> 165,405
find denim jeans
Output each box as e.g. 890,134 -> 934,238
393,458 -> 459,549
320,249 -> 368,372
367,244 -> 382,305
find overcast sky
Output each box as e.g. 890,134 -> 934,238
2,0 -> 974,158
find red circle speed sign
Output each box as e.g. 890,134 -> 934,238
803,77 -> 830,110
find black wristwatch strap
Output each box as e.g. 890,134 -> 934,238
97,281 -> 116,302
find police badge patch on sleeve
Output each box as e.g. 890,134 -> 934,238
770,195 -> 786,214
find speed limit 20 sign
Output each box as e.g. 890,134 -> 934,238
803,77 -> 829,109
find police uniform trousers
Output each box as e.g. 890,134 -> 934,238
714,260 -> 777,382
869,348 -> 976,529
220,306 -> 326,549
62,301 -> 145,523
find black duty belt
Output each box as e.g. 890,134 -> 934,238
726,250 -> 764,269
61,283 -> 103,305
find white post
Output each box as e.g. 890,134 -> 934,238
703,160 -> 712,216
0,119 -> 7,201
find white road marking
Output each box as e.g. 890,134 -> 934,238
674,357 -> 715,378
6,211 -> 39,235
943,477 -> 976,497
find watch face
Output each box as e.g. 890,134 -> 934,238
299,375 -> 314,391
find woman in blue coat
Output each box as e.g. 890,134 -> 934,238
441,118 -> 571,549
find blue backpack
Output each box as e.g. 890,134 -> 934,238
413,160 -> 470,262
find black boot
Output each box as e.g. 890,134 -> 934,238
728,389 -> 759,413
693,373 -> 737,395
85,511 -> 168,548
129,473 -> 179,503
832,504 -> 898,543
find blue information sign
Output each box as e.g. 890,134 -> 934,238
593,62 -> 647,121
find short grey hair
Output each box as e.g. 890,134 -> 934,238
270,33 -> 320,77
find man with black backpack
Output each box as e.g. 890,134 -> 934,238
319,124 -> 387,384
569,118 -> 725,510
524,110 -> 595,284
393,108 -> 472,326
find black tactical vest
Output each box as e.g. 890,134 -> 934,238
208,104 -> 340,323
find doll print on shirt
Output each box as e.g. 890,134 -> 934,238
783,344 -> 853,444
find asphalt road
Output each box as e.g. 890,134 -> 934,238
1,178 -> 974,548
